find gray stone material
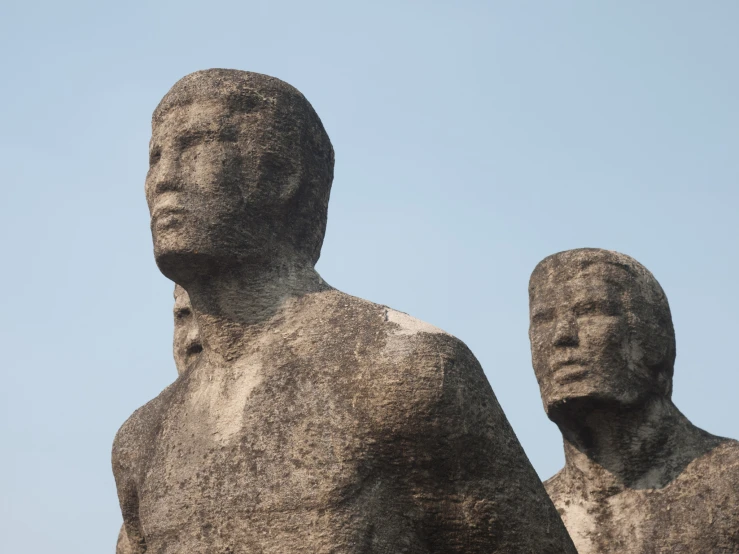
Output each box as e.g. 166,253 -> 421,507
116,526 -> 132,554
117,285 -> 203,553
529,248 -> 739,553
112,69 -> 576,553
172,284 -> 202,376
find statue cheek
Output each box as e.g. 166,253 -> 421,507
581,317 -> 625,349
528,333 -> 545,359
530,338 -> 553,378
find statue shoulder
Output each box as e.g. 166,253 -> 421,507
381,307 -> 487,391
309,290 -> 472,368
704,438 -> 739,483
305,290 -> 503,424
112,382 -> 179,474
326,290 -> 466,358
543,468 -> 568,502
376,306 -> 511,438
305,290 -> 450,340
382,306 -> 451,339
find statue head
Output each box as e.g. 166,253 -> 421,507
528,248 -> 675,419
146,69 -> 334,283
173,284 -> 202,375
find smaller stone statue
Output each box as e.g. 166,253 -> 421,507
172,284 -> 203,376
116,285 -> 202,554
528,248 -> 739,553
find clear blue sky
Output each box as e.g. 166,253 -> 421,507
2,1 -> 738,552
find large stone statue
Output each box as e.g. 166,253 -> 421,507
113,69 -> 577,553
117,285 -> 202,553
529,248 -> 739,553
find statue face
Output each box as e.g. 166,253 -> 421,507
145,97 -> 301,279
529,262 -> 655,415
173,285 -> 202,375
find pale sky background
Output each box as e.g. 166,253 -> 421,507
1,1 -> 738,552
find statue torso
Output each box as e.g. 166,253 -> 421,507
115,289 -> 577,554
546,440 -> 739,554
117,290 -> 456,553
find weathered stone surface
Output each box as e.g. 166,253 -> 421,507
113,68 -> 577,553
116,525 -> 132,554
172,284 -> 202,376
529,248 -> 739,553
117,285 -> 203,553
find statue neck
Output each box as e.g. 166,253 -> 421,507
556,396 -> 713,490
181,258 -> 329,366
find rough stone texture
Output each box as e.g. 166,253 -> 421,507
173,284 -> 203,376
117,286 -> 203,553
112,68 -> 577,553
117,526 -> 132,554
529,248 -> 739,553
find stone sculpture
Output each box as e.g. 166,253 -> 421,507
529,248 -> 739,553
113,69 -> 577,553
172,284 -> 203,376
116,285 -> 203,553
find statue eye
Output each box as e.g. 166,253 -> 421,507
574,301 -> 619,316
175,308 -> 191,320
176,130 -> 216,150
575,302 -> 597,316
532,308 -> 555,324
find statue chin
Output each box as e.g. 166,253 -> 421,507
545,387 -> 658,423
154,249 -> 214,284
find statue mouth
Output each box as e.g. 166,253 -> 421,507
152,205 -> 186,218
186,343 -> 203,357
551,360 -> 590,383
152,206 -> 187,228
552,358 -> 584,370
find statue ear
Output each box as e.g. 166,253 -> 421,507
653,362 -> 673,398
255,150 -> 301,202
647,334 -> 674,398
652,323 -> 676,398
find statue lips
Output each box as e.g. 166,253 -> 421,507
551,358 -> 590,383
152,205 -> 187,229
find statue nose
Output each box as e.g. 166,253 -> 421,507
553,315 -> 579,347
147,154 -> 183,197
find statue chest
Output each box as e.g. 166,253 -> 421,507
135,360 -> 410,551
556,482 -> 739,553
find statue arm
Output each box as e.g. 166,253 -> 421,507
112,418 -> 147,554
402,335 -> 576,553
